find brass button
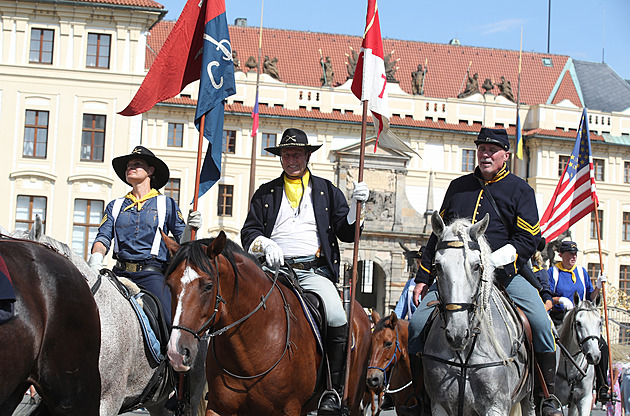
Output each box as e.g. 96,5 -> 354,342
264,204 -> 269,208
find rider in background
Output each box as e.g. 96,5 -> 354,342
532,238 -> 553,312
241,128 -> 369,416
87,146 -> 201,327
402,128 -> 561,416
547,240 -> 609,405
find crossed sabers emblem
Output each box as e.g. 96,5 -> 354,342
198,33 -> 232,89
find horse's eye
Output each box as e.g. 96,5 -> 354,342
472,262 -> 482,273
434,263 -> 442,274
384,341 -> 393,349
203,283 -> 213,292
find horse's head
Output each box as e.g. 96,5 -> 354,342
431,211 -> 493,351
367,311 -> 403,391
566,292 -> 602,365
163,231 -> 229,372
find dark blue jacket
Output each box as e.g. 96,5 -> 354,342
241,173 -> 357,282
415,164 -> 541,285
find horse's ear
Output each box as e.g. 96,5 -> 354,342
371,309 -> 381,324
388,311 -> 398,328
594,293 -> 602,307
207,231 -> 227,258
161,229 -> 180,255
470,213 -> 489,240
431,211 -> 445,236
573,291 -> 581,308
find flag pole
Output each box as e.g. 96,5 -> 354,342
420,58 -> 427,96
342,100 -> 368,404
248,0 -> 264,204
189,115 -> 206,241
514,27 -> 523,177
594,203 -> 614,391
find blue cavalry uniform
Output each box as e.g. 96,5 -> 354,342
409,163 -> 555,354
94,193 -> 185,327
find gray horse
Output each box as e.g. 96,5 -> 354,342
422,212 -> 533,416
554,292 -> 602,416
16,216 -> 207,415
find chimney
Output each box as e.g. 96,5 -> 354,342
234,18 -> 247,27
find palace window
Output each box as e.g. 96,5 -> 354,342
15,195 -> 47,233
86,33 -> 111,69
217,184 -> 233,217
81,114 -> 106,162
23,110 -> 49,158
72,199 -> 104,259
168,123 -> 183,147
29,28 -> 54,64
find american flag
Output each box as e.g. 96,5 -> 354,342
540,108 -> 599,241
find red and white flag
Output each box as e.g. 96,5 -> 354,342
540,108 -> 599,241
351,0 -> 390,152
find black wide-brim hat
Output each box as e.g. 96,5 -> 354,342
112,146 -> 170,189
474,127 -> 510,151
265,128 -> 322,156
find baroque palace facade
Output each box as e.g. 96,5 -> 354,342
3,0 -> 630,316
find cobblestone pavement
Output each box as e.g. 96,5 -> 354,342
13,393 -> 609,415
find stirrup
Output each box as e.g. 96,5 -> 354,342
317,388 -> 341,408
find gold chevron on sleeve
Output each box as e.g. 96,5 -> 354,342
99,214 -> 108,228
516,216 -> 540,235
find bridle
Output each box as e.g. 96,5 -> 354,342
367,324 -> 402,388
171,256 -> 226,342
171,255 -> 293,379
433,239 -> 485,326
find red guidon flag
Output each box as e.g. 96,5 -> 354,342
351,0 -> 390,152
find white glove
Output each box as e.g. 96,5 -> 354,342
87,252 -> 104,273
490,244 -> 517,268
596,271 -> 607,289
248,235 -> 284,267
347,181 -> 369,224
558,296 -> 574,310
182,210 -> 202,243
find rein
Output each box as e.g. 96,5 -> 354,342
557,308 -> 601,402
426,236 -> 524,416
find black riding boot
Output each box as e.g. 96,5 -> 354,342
596,338 -> 611,404
318,324 -> 348,416
398,353 -> 430,416
535,352 -> 562,416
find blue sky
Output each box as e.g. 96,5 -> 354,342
157,0 -> 630,80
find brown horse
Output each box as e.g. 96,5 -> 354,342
0,238 -> 101,415
162,232 -> 371,416
366,310 -> 415,415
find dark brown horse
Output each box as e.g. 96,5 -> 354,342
366,310 -> 415,415
0,238 -> 101,415
162,232 -> 371,416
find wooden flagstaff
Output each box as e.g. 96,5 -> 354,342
247,0 -> 264,204
342,100 -> 368,404
593,204 -> 614,393
457,60 -> 472,96
419,58 -> 427,96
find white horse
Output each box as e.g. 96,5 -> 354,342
422,212 -> 534,416
16,216 -> 207,415
554,292 -> 602,416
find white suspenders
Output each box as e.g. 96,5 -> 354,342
111,195 -> 166,257
551,266 -> 587,300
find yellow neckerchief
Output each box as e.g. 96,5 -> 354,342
284,169 -> 310,209
555,261 -> 577,283
123,188 -> 160,211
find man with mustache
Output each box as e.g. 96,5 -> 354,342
401,128 -> 561,416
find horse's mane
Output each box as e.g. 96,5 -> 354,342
164,237 -> 260,291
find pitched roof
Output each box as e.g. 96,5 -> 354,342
573,60 -> 630,113
147,21 -> 582,106
67,0 -> 164,8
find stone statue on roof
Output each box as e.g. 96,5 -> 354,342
458,73 -> 479,98
384,51 -> 400,83
345,46 -> 358,80
495,76 -> 515,102
411,64 -> 426,95
321,56 -> 334,86
232,50 -> 241,72
482,78 -> 493,94
245,56 -> 258,72
263,55 -> 281,81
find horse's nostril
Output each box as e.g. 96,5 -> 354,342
183,347 -> 190,359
